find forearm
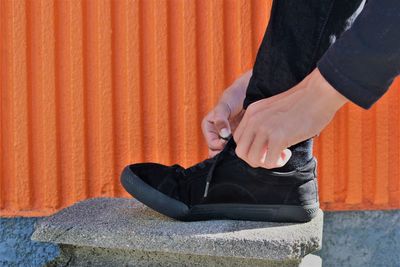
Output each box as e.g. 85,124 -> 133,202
219,70 -> 252,116
317,0 -> 400,109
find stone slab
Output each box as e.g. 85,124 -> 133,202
32,198 -> 323,262
45,245 -> 315,267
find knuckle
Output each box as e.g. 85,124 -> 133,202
269,130 -> 285,145
246,104 -> 257,115
264,162 -> 275,169
259,124 -> 270,135
248,155 -> 261,167
247,116 -> 258,126
247,161 -> 259,168
235,147 -> 245,160
232,132 -> 238,142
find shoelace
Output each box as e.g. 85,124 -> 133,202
182,158 -> 215,176
180,136 -> 234,198
203,135 -> 233,198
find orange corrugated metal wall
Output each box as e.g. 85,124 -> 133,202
1,0 -> 399,217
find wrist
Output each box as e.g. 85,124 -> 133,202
218,70 -> 251,117
311,68 -> 348,112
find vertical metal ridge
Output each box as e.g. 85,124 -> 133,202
319,120 -> 335,203
81,0 -> 99,198
127,0 -> 144,166
395,79 -> 400,207
345,104 -> 363,205
222,0 -> 239,86
166,0 -> 177,164
54,1 -> 67,206
387,82 -> 399,206
182,0 -> 200,164
24,0 -> 34,210
110,0 -> 126,196
0,0 -> 4,210
210,0 -> 225,106
202,0 -> 215,118
118,0 -> 139,198
193,0 -> 209,159
138,0 -> 157,162
375,92 -> 390,204
40,0 -> 60,209
166,0 -> 184,164
334,106 -> 348,204
13,0 -> 31,211
82,0 -> 117,197
154,0 -> 171,164
362,105 -> 377,204
191,1 -> 205,159
1,0 -> 14,211
26,0 -> 42,210
70,0 -> 88,202
54,0 -> 75,207
97,0 -> 115,196
238,0 -> 253,72
80,0 -> 91,201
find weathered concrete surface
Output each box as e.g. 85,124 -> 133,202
45,245 -> 320,267
317,210 -> 400,267
3,208 -> 398,266
32,198 -> 323,266
0,218 -> 59,267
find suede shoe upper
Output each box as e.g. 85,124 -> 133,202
128,138 -> 318,208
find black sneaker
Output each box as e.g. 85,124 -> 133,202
120,137 -> 319,222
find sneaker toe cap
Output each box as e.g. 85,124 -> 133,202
127,163 -> 182,189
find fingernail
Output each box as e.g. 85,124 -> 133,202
219,128 -> 230,138
276,157 -> 285,167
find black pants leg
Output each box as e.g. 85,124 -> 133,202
243,0 -> 365,169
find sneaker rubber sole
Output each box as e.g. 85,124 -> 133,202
121,166 -> 319,223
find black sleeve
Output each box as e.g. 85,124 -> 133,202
317,0 -> 400,109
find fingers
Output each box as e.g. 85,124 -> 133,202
234,109 -> 292,169
247,129 -> 269,166
201,119 -> 226,151
234,93 -> 298,142
212,103 -> 232,138
214,117 -> 231,139
201,102 -> 232,152
239,125 -> 292,169
263,138 -> 289,169
235,123 -> 257,166
233,105 -> 251,142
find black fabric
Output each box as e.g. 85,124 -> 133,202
243,0 -> 364,170
318,0 -> 400,109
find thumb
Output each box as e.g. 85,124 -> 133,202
213,117 -> 231,139
211,102 -> 232,139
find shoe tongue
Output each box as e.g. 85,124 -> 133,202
224,137 -> 237,155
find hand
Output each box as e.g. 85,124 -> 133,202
202,70 -> 251,157
233,68 -> 348,169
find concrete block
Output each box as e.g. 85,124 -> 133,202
32,198 -> 323,266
